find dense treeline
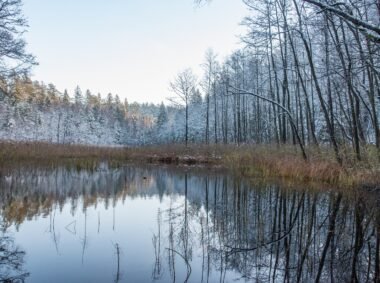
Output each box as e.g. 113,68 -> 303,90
0,0 -> 379,164
0,76 -> 168,145
172,0 -> 380,164
0,74 -> 210,145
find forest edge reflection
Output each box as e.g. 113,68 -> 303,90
0,164 -> 379,282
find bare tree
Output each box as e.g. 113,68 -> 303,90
169,69 -> 197,146
201,49 -> 218,144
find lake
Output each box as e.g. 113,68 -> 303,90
0,164 -> 379,282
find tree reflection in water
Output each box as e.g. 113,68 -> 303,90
0,165 -> 378,282
0,224 -> 29,282
154,173 -> 379,282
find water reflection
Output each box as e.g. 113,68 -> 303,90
0,165 -> 379,282
0,224 -> 29,282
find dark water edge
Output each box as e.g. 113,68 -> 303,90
0,163 -> 379,283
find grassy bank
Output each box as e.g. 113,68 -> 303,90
126,144 -> 380,188
0,142 -> 128,170
0,141 -> 379,188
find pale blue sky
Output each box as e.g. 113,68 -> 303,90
23,1 -> 246,103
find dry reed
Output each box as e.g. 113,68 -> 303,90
0,141 -> 379,188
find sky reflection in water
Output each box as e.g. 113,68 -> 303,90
0,165 -> 379,282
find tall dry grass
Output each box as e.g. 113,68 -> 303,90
124,143 -> 380,188
0,141 -> 127,169
0,141 -> 379,188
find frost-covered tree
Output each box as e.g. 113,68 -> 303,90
157,103 -> 168,126
169,69 -> 197,146
62,89 -> 70,105
201,49 -> 218,144
0,0 -> 36,77
74,86 -> 83,106
107,93 -> 113,106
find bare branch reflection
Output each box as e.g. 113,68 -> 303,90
0,165 -> 378,282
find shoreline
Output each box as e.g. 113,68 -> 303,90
0,141 -> 379,190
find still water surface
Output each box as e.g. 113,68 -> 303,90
0,164 -> 379,282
